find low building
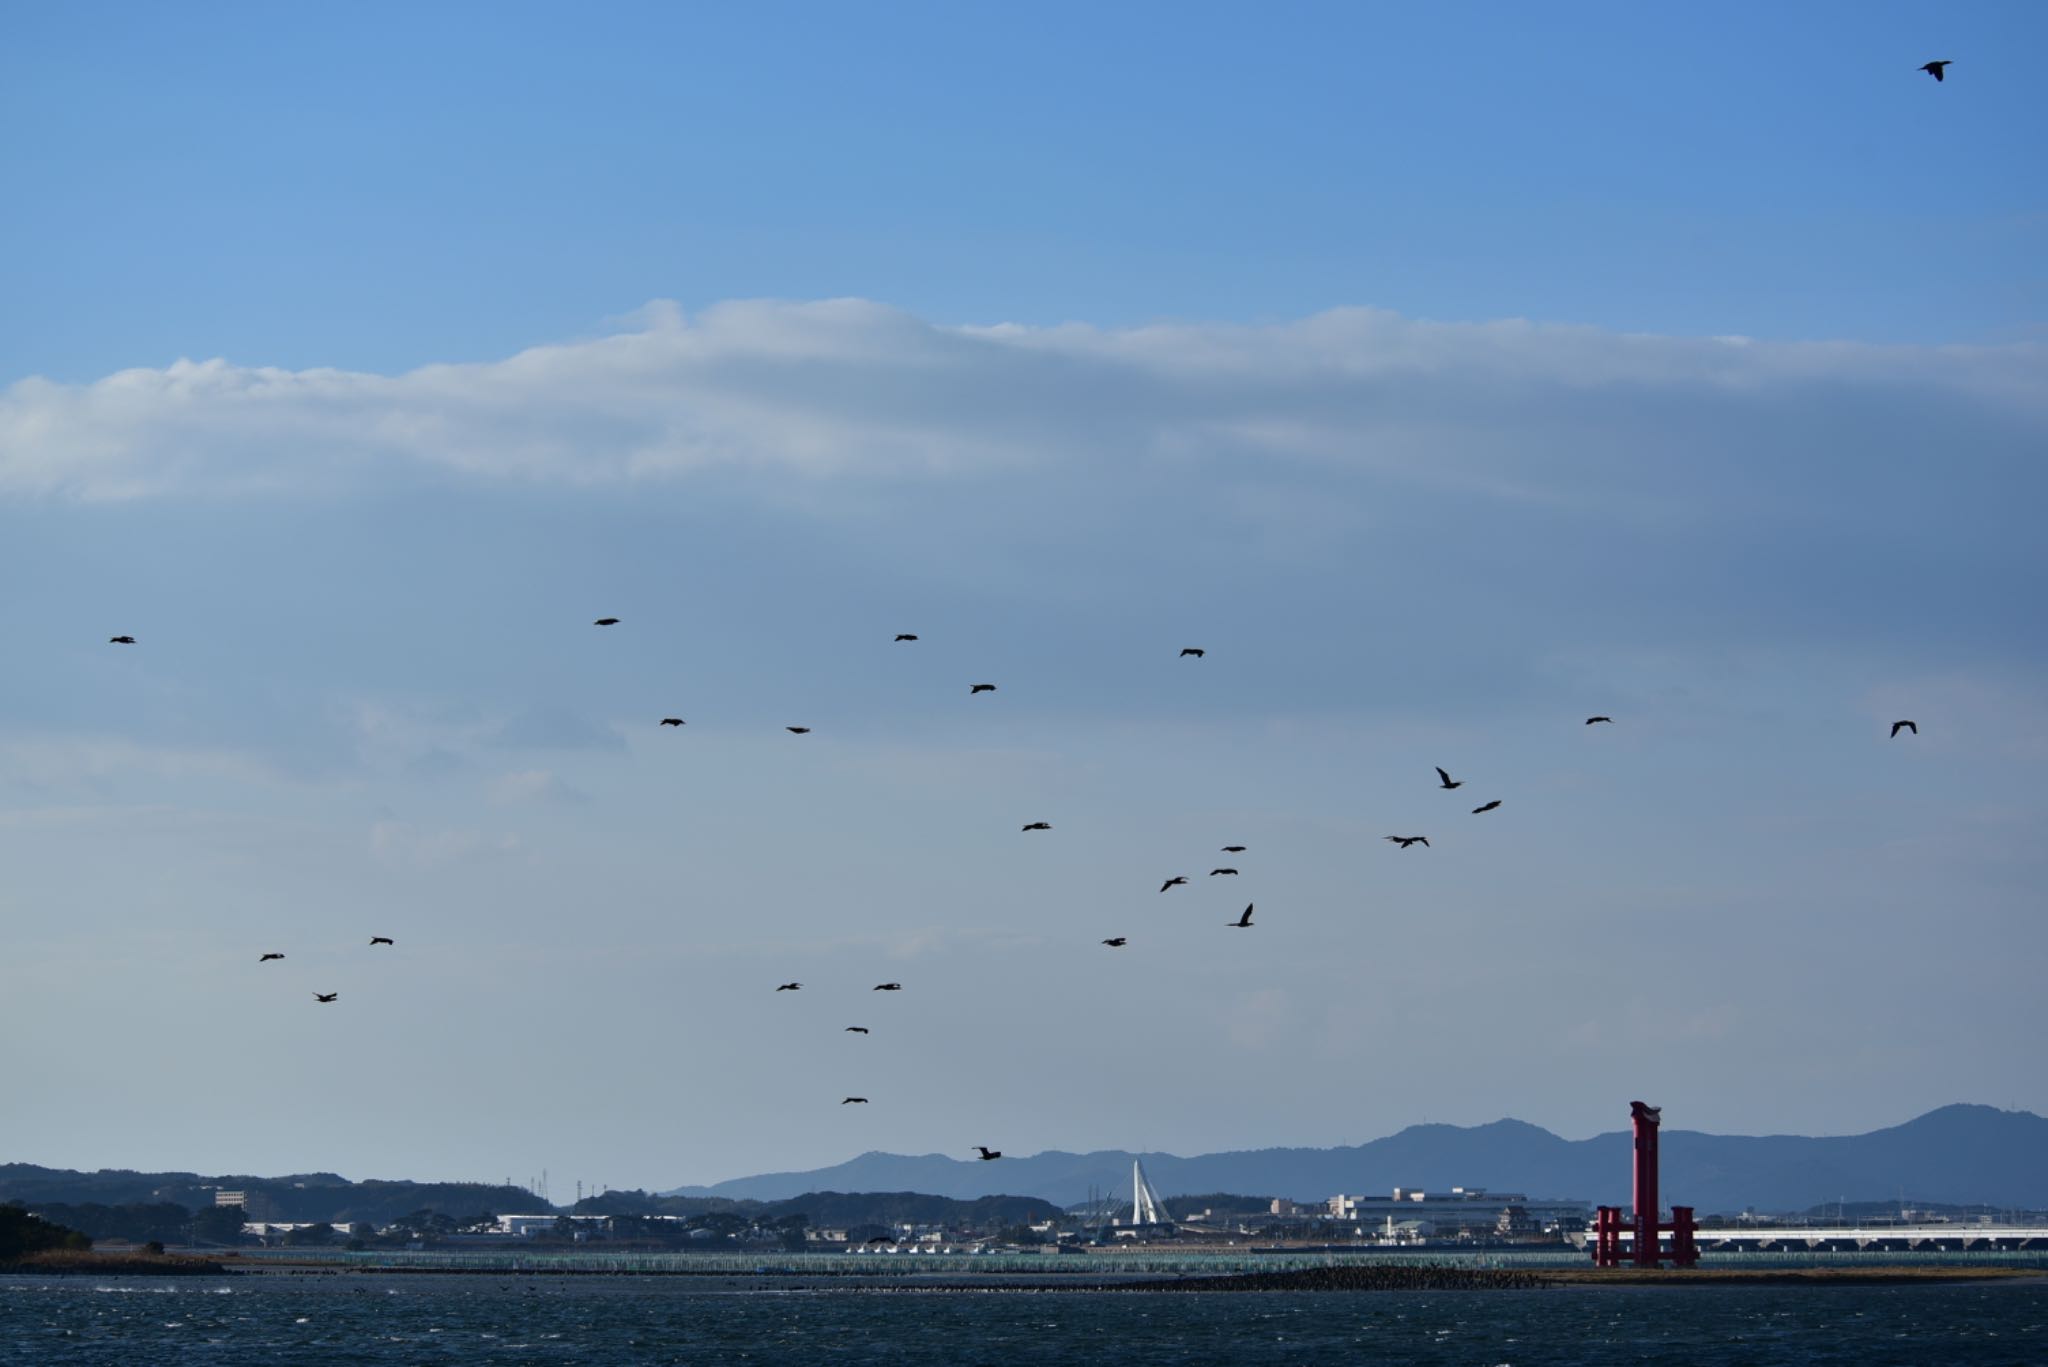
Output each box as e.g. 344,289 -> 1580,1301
1325,1188 -> 1589,1240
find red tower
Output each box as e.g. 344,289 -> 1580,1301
1631,1100 -> 1661,1266
1592,1100 -> 1699,1269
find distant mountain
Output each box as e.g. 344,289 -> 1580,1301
0,1164 -> 537,1227
661,1105 -> 2048,1215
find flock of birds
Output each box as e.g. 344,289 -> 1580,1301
110,610 -> 1926,1155
99,59 -> 1957,1162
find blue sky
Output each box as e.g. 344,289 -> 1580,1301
2,3 -> 2044,1192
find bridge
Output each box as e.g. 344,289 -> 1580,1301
1578,1225 -> 2048,1254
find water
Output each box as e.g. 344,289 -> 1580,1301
3,1274 -> 2042,1365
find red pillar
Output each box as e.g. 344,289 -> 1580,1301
1631,1101 -> 1662,1268
1592,1205 -> 1624,1266
1669,1206 -> 1698,1269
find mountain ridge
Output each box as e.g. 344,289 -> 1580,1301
661,1104 -> 2048,1213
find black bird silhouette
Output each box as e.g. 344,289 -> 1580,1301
1102,937 -> 1127,947
842,1097 -> 868,1104
1891,720 -> 1918,738
1919,60 -> 1951,81
1180,647 -> 1205,658
1229,903 -> 1255,928
1220,845 -> 1246,853
593,618 -> 619,626
845,1026 -> 870,1034
369,936 -> 394,946
1384,836 -> 1429,848
1436,767 -> 1463,790
1022,821 -> 1052,831
314,993 -> 338,1003
874,982 -> 902,991
1585,716 -> 1613,725
974,1147 -> 1002,1161
1209,868 -> 1238,876
970,683 -> 997,694
1471,800 -> 1502,814
108,635 -> 136,644
786,726 -> 811,734
258,952 -> 284,962
776,982 -> 802,991
894,634 -> 918,642
1160,876 -> 1189,892
660,717 -> 685,727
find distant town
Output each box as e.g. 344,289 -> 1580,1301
9,1157 -> 2045,1261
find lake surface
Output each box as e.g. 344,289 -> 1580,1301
4,1274 -> 2043,1365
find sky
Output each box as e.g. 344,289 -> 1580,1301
2,1 -> 2044,1194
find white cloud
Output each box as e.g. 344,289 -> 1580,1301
487,769 -> 586,806
2,299 -> 2039,502
0,733 -> 280,793
368,820 -> 523,870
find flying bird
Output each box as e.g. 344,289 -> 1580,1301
108,636 -> 136,645
894,634 -> 918,642
973,1147 -> 1003,1161
776,982 -> 802,992
1891,720 -> 1917,738
1209,868 -> 1238,876
1384,836 -> 1429,848
660,718 -> 685,727
1229,903 -> 1255,928
314,993 -> 338,1003
1436,767 -> 1463,790
1585,716 -> 1613,725
874,983 -> 902,991
1102,937 -> 1127,947
842,1097 -> 869,1105
1021,821 -> 1052,831
1919,60 -> 1951,81
1160,876 -> 1189,892
1471,800 -> 1502,814
369,936 -> 394,946
970,683 -> 997,694
1180,648 -> 1205,658
786,726 -> 811,734
1220,845 -> 1246,853
593,618 -> 620,626
845,1026 -> 870,1034
258,953 -> 284,962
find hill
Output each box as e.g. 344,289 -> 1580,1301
661,1105 -> 2048,1215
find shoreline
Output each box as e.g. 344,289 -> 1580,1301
14,1253 -> 2040,1292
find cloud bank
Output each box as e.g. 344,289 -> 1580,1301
4,299 -> 2041,506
